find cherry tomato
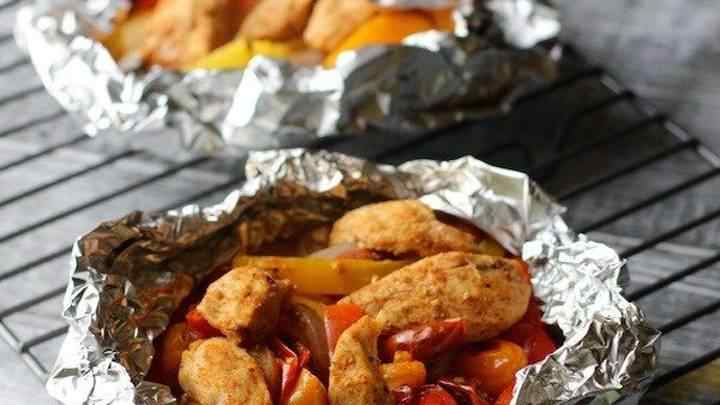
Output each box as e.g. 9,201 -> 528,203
418,386 -> 459,405
503,300 -> 557,364
456,340 -> 527,398
494,380 -> 515,405
381,319 -> 466,362
324,303 -> 365,352
185,307 -> 222,339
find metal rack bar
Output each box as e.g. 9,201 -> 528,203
658,298 -> 720,334
649,347 -> 720,391
619,207 -> 720,258
0,133 -> 88,171
579,167 -> 720,233
557,139 -> 699,201
0,149 -> 139,208
0,110 -> 66,139
628,253 -> 720,301
0,156 -> 210,244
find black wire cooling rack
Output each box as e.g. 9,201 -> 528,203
0,10 -> 719,404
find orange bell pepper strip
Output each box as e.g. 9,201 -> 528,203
324,10 -> 435,67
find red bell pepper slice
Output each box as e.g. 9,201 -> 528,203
324,303 -> 365,353
437,379 -> 491,405
185,307 -> 222,339
381,319 -> 466,362
273,339 -> 311,405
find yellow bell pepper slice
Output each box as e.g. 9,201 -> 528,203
184,38 -> 253,70
184,39 -> 301,71
324,10 -> 435,67
232,255 -> 412,295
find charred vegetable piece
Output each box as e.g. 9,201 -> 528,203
456,340 -> 527,398
381,319 -> 466,362
325,303 -> 366,353
437,379 -> 492,405
232,255 -> 411,295
282,296 -> 331,377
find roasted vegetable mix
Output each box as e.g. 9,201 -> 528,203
100,0 -> 458,70
149,200 -> 559,405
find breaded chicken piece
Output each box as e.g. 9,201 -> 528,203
140,0 -> 240,68
198,266 -> 290,341
330,200 -> 483,258
339,252 -> 531,342
329,316 -> 391,405
240,0 -> 316,40
179,338 -> 272,405
303,0 -> 378,51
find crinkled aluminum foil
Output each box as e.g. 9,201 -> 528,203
16,0 -> 560,159
46,149 -> 660,405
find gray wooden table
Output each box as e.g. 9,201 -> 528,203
1,0 -> 719,404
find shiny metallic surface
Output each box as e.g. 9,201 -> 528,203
46,149 -> 660,405
16,0 -> 560,158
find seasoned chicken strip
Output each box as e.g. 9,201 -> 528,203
198,266 -> 290,340
179,338 -> 272,405
303,0 -> 378,51
241,0 -> 316,40
339,252 -> 531,341
330,200 -> 488,258
140,0 -> 240,68
329,316 -> 391,405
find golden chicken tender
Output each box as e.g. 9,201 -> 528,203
140,0 -> 241,68
179,338 -> 272,405
240,0 -> 317,40
339,252 -> 531,341
197,267 -> 290,341
303,0 -> 378,52
329,200 -> 499,258
329,316 -> 391,405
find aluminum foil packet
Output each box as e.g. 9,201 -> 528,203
46,149 -> 660,405
16,0 -> 560,158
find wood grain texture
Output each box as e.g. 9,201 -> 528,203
0,0 -> 719,404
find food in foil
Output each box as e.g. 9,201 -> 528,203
146,199 -> 554,405
17,1 -> 561,155
102,0 -> 456,70
45,150 -> 659,405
